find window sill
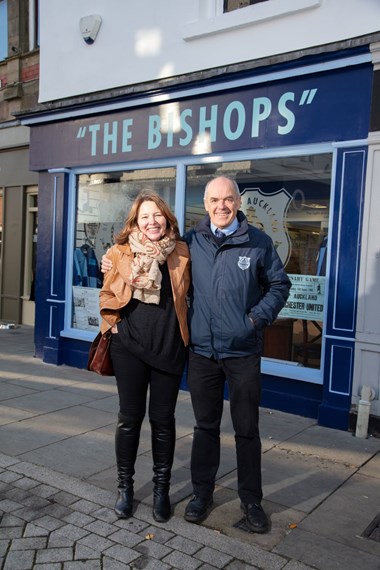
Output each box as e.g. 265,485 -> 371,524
183,0 -> 322,41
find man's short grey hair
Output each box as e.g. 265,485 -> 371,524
203,176 -> 240,200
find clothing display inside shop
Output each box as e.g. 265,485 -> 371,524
73,243 -> 102,288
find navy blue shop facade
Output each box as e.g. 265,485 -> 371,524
24,47 -> 373,431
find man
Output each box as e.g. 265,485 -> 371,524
101,176 -> 291,533
182,176 -> 291,533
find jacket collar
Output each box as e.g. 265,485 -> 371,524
196,210 -> 248,239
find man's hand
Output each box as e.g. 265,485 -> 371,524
101,254 -> 113,273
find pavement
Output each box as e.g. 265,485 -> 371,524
0,326 -> 380,570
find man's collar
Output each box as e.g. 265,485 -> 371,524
210,217 -> 239,236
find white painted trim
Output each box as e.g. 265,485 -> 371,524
370,40 -> 380,70
175,162 -> 187,230
332,139 -> 368,148
60,327 -> 96,342
48,168 -> 72,174
367,131 -> 380,144
262,358 -> 322,384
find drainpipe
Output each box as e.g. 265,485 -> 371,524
355,385 -> 376,438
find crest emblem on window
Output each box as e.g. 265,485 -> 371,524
238,256 -> 250,270
240,187 -> 292,266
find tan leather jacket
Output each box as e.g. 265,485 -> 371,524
99,240 -> 190,345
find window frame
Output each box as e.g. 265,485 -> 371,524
0,0 -> 8,61
224,1 -> 268,14
61,142 -> 335,386
183,0 -> 322,41
22,186 -> 38,302
29,0 -> 39,50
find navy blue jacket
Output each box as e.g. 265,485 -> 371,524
184,211 -> 291,359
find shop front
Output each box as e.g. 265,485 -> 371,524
0,125 -> 38,326
24,48 -> 373,430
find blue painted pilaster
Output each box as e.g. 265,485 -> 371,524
318,146 -> 367,429
34,171 -> 69,365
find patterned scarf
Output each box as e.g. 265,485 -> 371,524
128,229 -> 176,304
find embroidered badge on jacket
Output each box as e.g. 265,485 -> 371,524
238,256 -> 250,270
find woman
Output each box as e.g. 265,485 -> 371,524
99,191 -> 190,523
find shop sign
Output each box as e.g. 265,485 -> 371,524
29,65 -> 372,170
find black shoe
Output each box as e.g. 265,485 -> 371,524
115,488 -> 134,519
184,495 -> 213,523
153,492 -> 171,523
241,502 -> 269,534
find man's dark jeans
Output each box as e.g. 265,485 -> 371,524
187,351 -> 263,505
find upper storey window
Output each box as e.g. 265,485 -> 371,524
0,0 -> 7,60
224,0 -> 268,13
29,0 -> 39,50
183,0 -> 322,41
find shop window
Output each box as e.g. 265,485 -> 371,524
224,0 -> 268,13
183,0 -> 322,40
71,167 -> 176,332
0,1 -> 7,60
185,153 -> 332,370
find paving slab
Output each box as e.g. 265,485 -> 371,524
218,446 -> 356,514
8,405 -> 114,440
18,426 -> 116,479
299,472 -> 380,557
1,389 -> 95,415
0,420 -> 74,456
274,527 -> 380,570
358,450 -> 380,478
0,404 -> 37,426
79,395 -> 119,414
277,424 -> 380,467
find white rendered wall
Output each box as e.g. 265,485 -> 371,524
39,0 -> 380,102
352,41 -> 380,418
353,134 -> 380,418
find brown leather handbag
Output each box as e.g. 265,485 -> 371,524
87,331 -> 114,376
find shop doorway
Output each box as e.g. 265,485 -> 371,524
22,186 -> 38,326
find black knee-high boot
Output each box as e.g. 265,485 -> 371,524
114,413 -> 141,518
151,419 -> 176,523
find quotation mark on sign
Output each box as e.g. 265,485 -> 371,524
299,89 -> 318,105
77,126 -> 87,138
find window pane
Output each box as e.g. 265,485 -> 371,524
72,167 -> 176,331
185,154 -> 332,369
224,0 -> 268,13
0,1 -> 8,60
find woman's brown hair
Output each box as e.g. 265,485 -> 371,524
115,191 -> 181,244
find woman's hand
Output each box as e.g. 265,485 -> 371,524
101,254 -> 113,273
